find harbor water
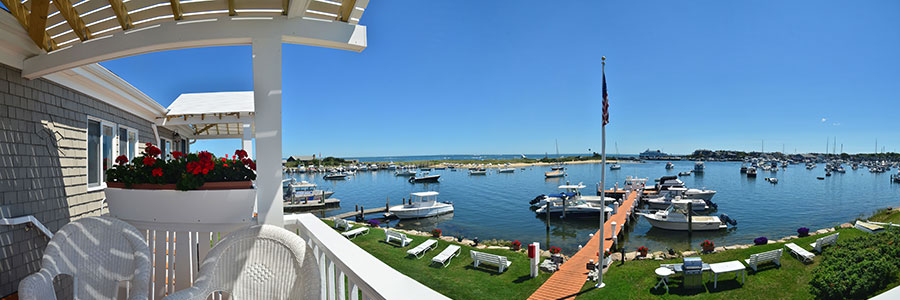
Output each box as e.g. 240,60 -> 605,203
284,161 -> 900,255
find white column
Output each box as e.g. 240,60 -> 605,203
252,36 -> 283,227
242,123 -> 253,158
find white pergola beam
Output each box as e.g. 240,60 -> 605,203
159,115 -> 252,126
22,16 -> 366,79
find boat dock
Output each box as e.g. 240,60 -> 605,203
332,206 -> 392,220
529,189 -> 640,300
597,188 -> 655,200
283,198 -> 341,211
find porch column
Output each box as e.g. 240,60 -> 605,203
242,123 -> 253,158
252,36 -> 283,227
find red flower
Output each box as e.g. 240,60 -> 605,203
143,156 -> 156,166
171,151 -> 184,159
143,144 -> 161,157
221,157 -> 227,162
198,151 -> 213,160
115,155 -> 129,165
234,149 -> 248,159
152,168 -> 163,177
223,163 -> 229,167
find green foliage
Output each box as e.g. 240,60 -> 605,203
106,145 -> 256,191
809,227 -> 900,299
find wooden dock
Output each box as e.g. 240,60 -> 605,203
529,190 -> 640,300
283,198 -> 341,211
332,206 -> 390,220
597,188 -> 655,199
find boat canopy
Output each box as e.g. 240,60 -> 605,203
558,184 -> 586,189
667,187 -> 688,191
411,191 -> 439,197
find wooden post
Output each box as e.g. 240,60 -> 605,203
355,204 -> 358,212
687,202 -> 693,235
386,196 -> 390,210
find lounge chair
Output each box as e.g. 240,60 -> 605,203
342,227 -> 369,239
784,243 -> 814,263
406,239 -> 438,258
432,245 -> 461,267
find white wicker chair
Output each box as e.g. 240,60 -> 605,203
162,225 -> 320,300
18,216 -> 151,300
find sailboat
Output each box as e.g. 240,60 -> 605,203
609,142 -> 621,170
545,139 -> 566,178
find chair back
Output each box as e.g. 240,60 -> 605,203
163,225 -> 320,300
19,216 -> 151,300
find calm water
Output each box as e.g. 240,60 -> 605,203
284,161 -> 900,255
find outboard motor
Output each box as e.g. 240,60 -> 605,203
705,199 -> 718,210
719,213 -> 737,226
529,194 -> 546,205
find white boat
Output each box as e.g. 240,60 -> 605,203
609,164 -> 621,170
408,172 -> 440,183
765,177 -> 778,184
544,170 -> 565,178
498,167 -> 515,173
323,173 -> 348,180
285,181 -> 333,201
388,191 -> 453,219
395,169 -> 417,176
678,171 -> 692,176
665,162 -> 675,170
469,168 -> 487,175
637,201 -> 731,231
645,188 -> 712,211
653,177 -> 716,201
534,199 -> 612,216
693,161 -> 705,173
530,184 -> 616,207
746,167 -> 757,177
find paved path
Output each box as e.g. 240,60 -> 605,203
529,190 -> 639,300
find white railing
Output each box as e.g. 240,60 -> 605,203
284,214 -> 449,300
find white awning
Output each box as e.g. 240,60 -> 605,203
160,91 -> 254,139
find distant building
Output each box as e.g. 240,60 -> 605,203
640,149 -> 669,159
287,155 -> 316,162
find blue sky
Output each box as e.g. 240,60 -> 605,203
98,0 -> 900,157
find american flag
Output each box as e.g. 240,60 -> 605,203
602,69 -> 609,125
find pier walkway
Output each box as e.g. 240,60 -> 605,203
333,206 -> 389,220
529,190 -> 640,300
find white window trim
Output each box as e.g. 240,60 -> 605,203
86,116 -> 117,191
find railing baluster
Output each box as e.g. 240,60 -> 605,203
320,252 -> 327,300
350,282 -> 359,300
328,260 -> 336,300
337,270 -> 346,300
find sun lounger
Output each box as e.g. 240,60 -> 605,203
407,239 -> 438,258
784,243 -> 814,263
341,227 -> 369,239
432,245 -> 461,267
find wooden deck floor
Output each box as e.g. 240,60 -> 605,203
528,190 -> 639,300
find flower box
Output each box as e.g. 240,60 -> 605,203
105,187 -> 256,230
106,181 -> 253,190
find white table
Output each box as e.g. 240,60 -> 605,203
654,267 -> 675,292
709,261 -> 746,289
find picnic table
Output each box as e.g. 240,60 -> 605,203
709,261 -> 746,289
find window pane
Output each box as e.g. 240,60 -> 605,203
119,128 -> 127,160
181,139 -> 187,153
165,141 -> 171,159
160,139 -> 167,158
102,125 -> 113,180
128,132 -> 136,159
88,120 -> 100,186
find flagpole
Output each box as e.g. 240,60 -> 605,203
596,56 -> 607,289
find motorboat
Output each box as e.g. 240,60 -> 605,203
746,167 -> 757,177
550,165 -> 565,171
678,171 -> 692,176
395,169 -> 417,177
388,191 -> 453,219
645,189 -> 713,211
469,168 -> 487,175
530,184 -> 616,207
891,173 -> 900,183
693,161 -> 705,173
637,201 -> 734,231
765,177 -> 778,184
323,173 -> 348,180
740,165 -> 747,174
498,167 -> 515,173
652,176 -> 716,200
610,164 -> 621,170
285,181 -> 333,201
665,162 -> 675,170
825,170 -> 832,177
408,172 -> 440,183
835,167 -> 846,173
534,199 -> 612,217
544,170 -> 565,178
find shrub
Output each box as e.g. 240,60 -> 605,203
431,229 -> 441,237
367,219 -> 380,227
810,227 -> 900,299
754,237 -> 768,245
798,227 -> 810,237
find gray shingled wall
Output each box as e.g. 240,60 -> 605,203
0,63 -> 174,297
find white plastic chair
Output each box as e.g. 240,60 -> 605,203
18,216 -> 151,300
162,225 -> 320,300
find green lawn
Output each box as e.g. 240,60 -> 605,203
574,229 -> 872,299
324,220 -> 551,300
868,207 -> 900,224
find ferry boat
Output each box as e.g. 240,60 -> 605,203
637,201 -> 734,231
388,191 -> 453,219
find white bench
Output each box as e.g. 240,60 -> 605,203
407,239 -> 438,258
432,245 -> 461,268
385,229 -> 413,247
784,243 -> 815,263
333,217 -> 352,231
470,250 -> 512,273
341,227 -> 369,239
810,233 -> 839,253
743,248 -> 782,271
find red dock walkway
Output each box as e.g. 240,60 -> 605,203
529,190 -> 639,300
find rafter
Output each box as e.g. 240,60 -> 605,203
108,0 -> 134,30
282,0 -> 289,16
338,0 -> 357,22
228,0 -> 236,16
169,0 -> 184,20
28,0 -> 52,48
0,0 -> 57,50
54,0 -> 93,40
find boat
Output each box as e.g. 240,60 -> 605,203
609,164 -> 621,170
740,164 -> 747,174
892,173 -> 900,183
534,198 -> 612,217
550,166 -> 565,171
521,154 -> 527,159
637,201 -> 734,231
817,176 -> 825,180
746,167 -> 757,177
650,176 -> 716,200
469,168 -> 487,175
323,173 -> 348,180
395,169 -> 417,176
544,170 -> 565,178
498,165 -> 515,173
765,177 -> 778,184
825,170 -> 832,177
835,167 -> 846,173
693,161 -> 705,173
285,181 -> 334,201
408,172 -> 440,183
388,191 -> 453,219
665,162 -> 675,170
530,183 -> 616,207
678,171 -> 692,176
645,189 -> 713,211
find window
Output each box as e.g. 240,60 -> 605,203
160,138 -> 171,159
87,118 -> 116,188
87,120 -> 100,187
102,124 -> 114,178
119,127 -> 138,160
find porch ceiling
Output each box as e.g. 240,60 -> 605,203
161,91 -> 255,139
